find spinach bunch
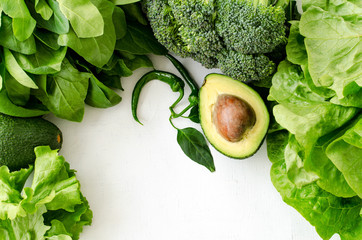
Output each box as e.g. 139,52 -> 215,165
0,0 -> 166,122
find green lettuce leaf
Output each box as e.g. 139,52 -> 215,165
267,130 -> 362,240
0,146 -> 92,239
299,2 -> 362,107
327,115 -> 362,198
0,205 -> 50,240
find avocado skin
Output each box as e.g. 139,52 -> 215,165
0,114 -> 63,171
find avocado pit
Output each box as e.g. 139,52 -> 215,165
213,94 -> 256,142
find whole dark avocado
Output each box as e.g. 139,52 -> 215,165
0,114 -> 62,171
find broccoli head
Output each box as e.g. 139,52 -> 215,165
215,0 -> 286,54
217,49 -> 276,83
143,0 -> 288,83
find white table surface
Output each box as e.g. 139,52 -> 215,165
46,55 -> 340,240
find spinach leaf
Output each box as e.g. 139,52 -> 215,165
33,28 -> 60,50
0,88 -> 48,117
35,59 -> 90,122
0,15 -> 36,55
13,41 -> 67,75
121,2 -> 147,25
85,75 -> 122,108
58,0 -> 116,68
177,127 -> 215,172
3,48 -> 38,89
0,0 -> 36,41
56,0 -> 104,38
34,0 -> 53,20
31,0 -> 69,34
4,71 -> 30,106
113,7 -> 127,40
112,0 -> 141,5
115,21 -> 168,55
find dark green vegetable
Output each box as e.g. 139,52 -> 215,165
0,113 -> 62,171
143,0 -> 290,83
131,70 -> 185,124
0,0 -> 165,122
131,56 -> 215,171
166,54 -> 199,105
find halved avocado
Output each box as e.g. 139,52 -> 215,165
199,73 -> 269,159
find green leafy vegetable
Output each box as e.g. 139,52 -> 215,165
56,0 -> 104,38
266,1 -> 362,239
0,146 -> 92,240
0,0 -> 166,121
35,59 -> 90,122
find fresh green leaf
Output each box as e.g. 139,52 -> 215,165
177,127 -> 215,172
35,59 -> 90,122
34,28 -> 61,50
0,88 -> 49,117
269,61 -> 358,150
0,15 -> 36,55
0,166 -> 33,220
0,0 -> 36,41
121,2 -> 147,25
58,0 -> 116,68
327,115 -> 362,198
267,130 -> 362,240
45,219 -> 72,240
4,71 -> 30,106
0,205 -> 50,239
44,196 -> 92,240
85,75 -> 122,108
299,5 -> 362,107
3,48 -> 38,89
0,146 -> 92,239
56,0 -> 104,38
31,0 -> 69,35
35,0 -> 54,20
116,22 -> 168,55
284,135 -> 319,188
112,0 -> 140,5
286,21 -> 307,66
13,42 -> 67,75
307,125 -> 357,198
113,7 -> 127,40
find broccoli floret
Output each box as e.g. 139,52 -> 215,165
217,49 -> 275,82
144,0 -> 222,68
143,0 -> 190,58
143,0 -> 288,83
215,0 -> 286,54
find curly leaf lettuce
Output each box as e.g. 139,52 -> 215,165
267,1 -> 362,238
0,146 -> 92,240
298,0 -> 362,107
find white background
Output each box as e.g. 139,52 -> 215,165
47,55 -> 340,240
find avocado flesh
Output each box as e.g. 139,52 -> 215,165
0,114 -> 63,171
199,73 -> 269,159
